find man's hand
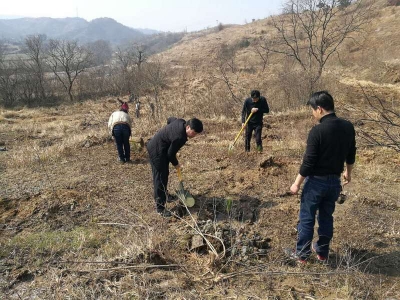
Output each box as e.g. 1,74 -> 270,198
251,108 -> 259,113
290,183 -> 300,194
343,171 -> 351,186
343,164 -> 353,186
290,174 -> 305,195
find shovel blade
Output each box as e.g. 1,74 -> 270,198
176,188 -> 195,207
176,182 -> 195,207
181,190 -> 195,207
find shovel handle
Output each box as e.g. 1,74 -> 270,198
176,166 -> 183,182
232,112 -> 253,146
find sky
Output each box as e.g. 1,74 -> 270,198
1,0 -> 285,32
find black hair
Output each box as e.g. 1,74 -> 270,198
186,118 -> 203,133
307,91 -> 335,111
251,90 -> 260,98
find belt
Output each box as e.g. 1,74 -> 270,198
311,175 -> 340,181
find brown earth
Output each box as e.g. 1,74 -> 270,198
0,96 -> 399,298
1,1 -> 400,299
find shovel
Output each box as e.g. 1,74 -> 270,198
176,167 -> 195,207
228,112 -> 253,155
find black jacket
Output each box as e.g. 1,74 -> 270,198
300,113 -> 356,177
146,117 -> 187,167
241,96 -> 269,124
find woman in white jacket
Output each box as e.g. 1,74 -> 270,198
108,102 -> 132,163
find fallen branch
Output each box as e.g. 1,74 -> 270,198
207,269 -> 353,282
97,222 -> 146,228
77,264 -> 181,273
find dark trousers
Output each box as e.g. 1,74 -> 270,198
245,123 -> 262,152
149,156 -> 169,212
296,176 -> 341,259
113,124 -> 130,161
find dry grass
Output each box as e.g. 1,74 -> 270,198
1,98 -> 399,298
1,2 -> 400,299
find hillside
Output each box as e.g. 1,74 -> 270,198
152,1 -> 400,115
1,1 -> 399,299
0,17 -> 144,44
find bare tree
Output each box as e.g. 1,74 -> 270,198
143,59 -> 168,118
262,0 -> 371,93
114,46 -> 136,94
0,58 -> 20,107
45,39 -> 93,101
350,86 -> 400,152
25,34 -> 47,101
115,46 -> 134,72
253,41 -> 270,72
133,43 -> 147,70
213,43 -> 241,104
86,40 -> 112,66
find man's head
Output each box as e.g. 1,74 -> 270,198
186,118 -> 203,138
307,91 -> 335,120
251,90 -> 260,102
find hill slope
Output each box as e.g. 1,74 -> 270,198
0,17 -> 144,44
0,1 -> 399,298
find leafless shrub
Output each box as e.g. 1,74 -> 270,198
0,59 -> 21,107
212,44 -> 242,106
264,0 -> 372,94
348,86 -> 400,152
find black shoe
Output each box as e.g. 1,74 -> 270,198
158,210 -> 172,218
166,193 -> 178,203
283,248 -> 307,264
118,159 -> 125,164
125,159 -> 133,164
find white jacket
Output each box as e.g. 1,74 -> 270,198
108,110 -> 132,135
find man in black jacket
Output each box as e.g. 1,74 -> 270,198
146,117 -> 203,217
241,90 -> 269,153
287,91 -> 356,263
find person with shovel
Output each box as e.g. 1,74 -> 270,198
108,101 -> 132,163
241,90 -> 269,153
286,91 -> 356,264
146,117 -> 203,217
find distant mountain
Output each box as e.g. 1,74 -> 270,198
0,17 -> 146,44
136,28 -> 161,35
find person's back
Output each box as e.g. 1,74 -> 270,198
108,102 -> 132,163
147,118 -> 187,165
301,114 -> 355,177
146,117 -> 203,217
288,91 -> 356,263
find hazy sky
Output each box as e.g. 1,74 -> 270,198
1,0 -> 285,32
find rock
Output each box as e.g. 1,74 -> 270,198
190,235 -> 205,251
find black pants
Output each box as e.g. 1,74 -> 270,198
245,123 -> 262,152
149,156 -> 169,212
113,124 -> 131,161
